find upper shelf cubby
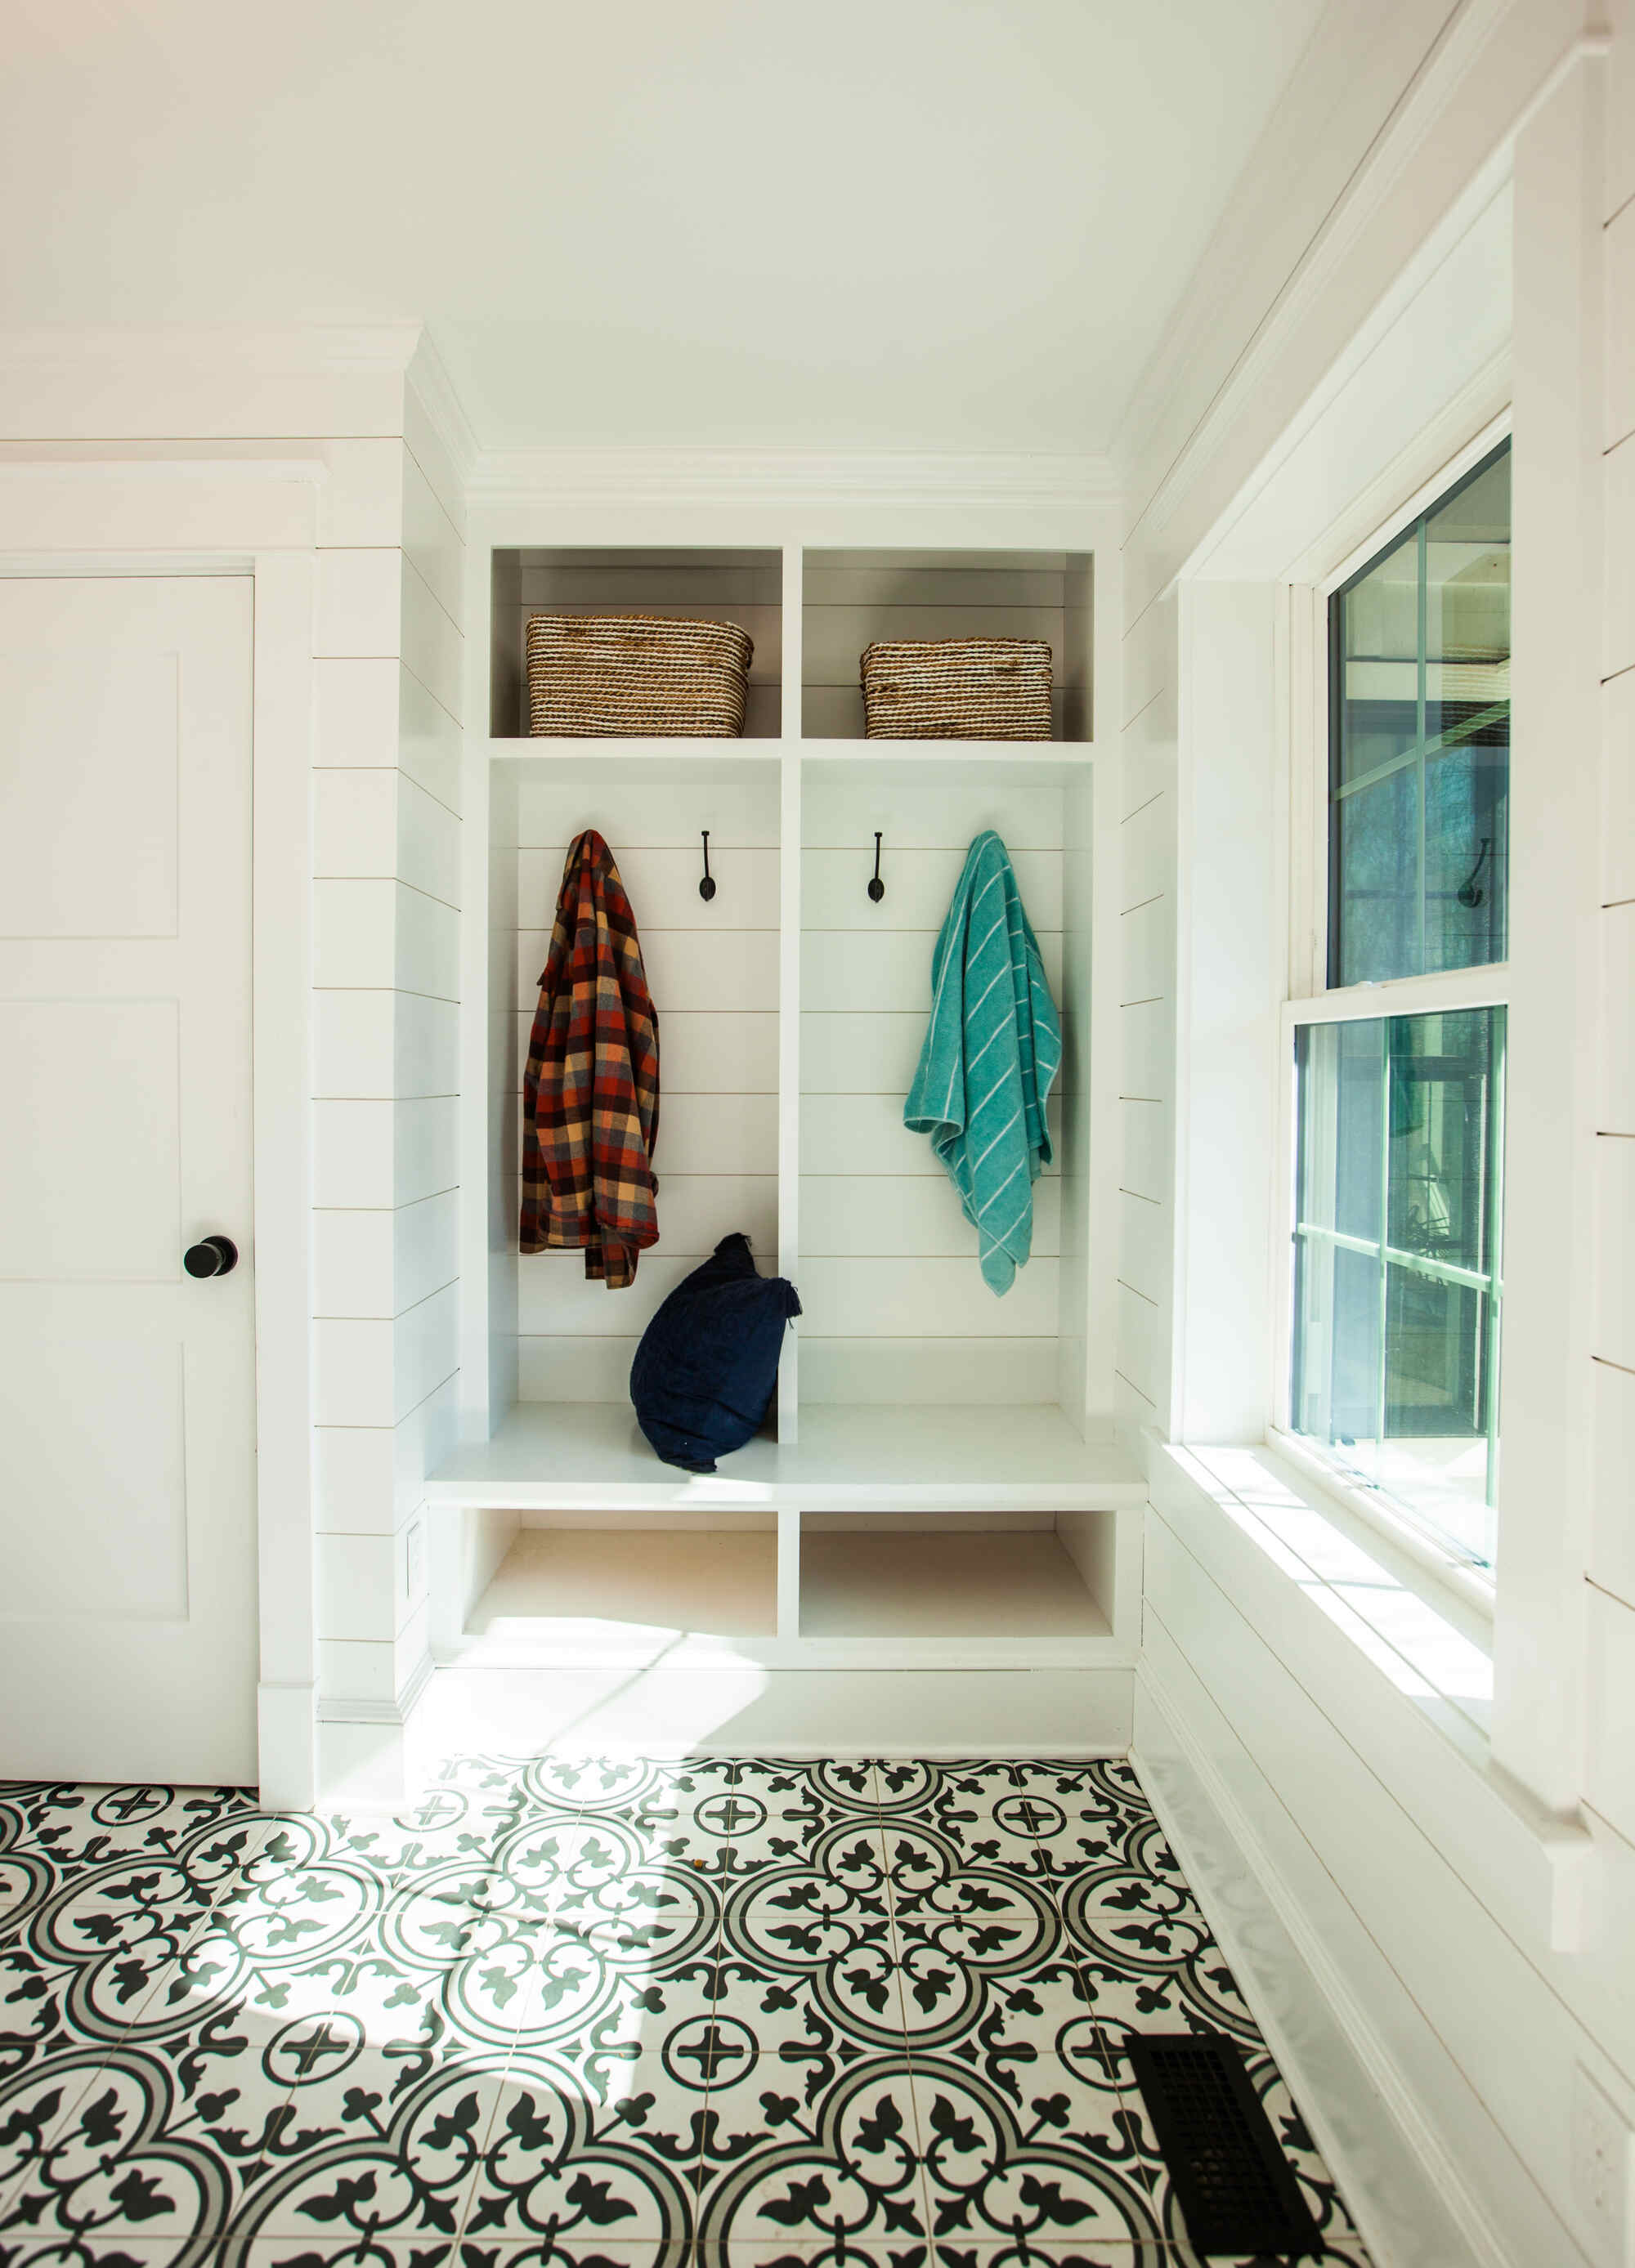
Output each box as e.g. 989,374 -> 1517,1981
489,546 -> 783,740
801,548 -> 1095,742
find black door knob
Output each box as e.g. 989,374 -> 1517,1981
184,1235 -> 239,1279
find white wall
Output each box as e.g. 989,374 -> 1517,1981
313,369 -> 467,1786
0,325 -> 467,1802
1114,594 -> 1180,1437
1113,5 -> 1635,2264
508,765 -> 781,1402
1584,0 -> 1635,1899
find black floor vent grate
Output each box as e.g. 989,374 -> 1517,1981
1125,2031 -> 1323,2260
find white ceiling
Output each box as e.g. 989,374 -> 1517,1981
3,0 -> 1324,453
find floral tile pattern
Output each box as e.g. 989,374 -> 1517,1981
0,1760 -> 1371,2268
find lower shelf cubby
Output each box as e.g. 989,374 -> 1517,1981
431,1489 -> 1137,1676
455,1513 -> 780,1667
797,1513 -> 1111,1641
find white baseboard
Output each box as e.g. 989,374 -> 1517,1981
256,1678 -> 316,1809
419,1662 -> 1135,1761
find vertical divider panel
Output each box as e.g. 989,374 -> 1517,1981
778,544 -> 804,1440
777,1504 -> 802,1639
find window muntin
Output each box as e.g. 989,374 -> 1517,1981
1328,442 -> 1510,986
1291,1006 -> 1505,1570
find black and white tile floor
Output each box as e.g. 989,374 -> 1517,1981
0,1758 -> 1373,2268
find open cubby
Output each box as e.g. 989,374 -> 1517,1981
489,547 -> 783,739
490,750 -> 782,1416
435,1503 -> 1127,1671
801,548 -> 1094,741
797,1513 -> 1111,1639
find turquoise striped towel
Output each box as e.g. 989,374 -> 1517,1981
903,830 -> 1062,1295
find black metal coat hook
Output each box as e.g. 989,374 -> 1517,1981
699,830 -> 717,902
1457,835 -> 1490,909
867,832 -> 885,903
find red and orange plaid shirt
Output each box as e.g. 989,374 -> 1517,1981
520,830 -> 660,1288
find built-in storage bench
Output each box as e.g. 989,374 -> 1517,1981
432,524 -> 1131,1733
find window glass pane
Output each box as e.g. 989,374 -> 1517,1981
1291,1005 -> 1505,1570
1424,741 -> 1508,972
1328,441 -> 1510,985
1333,767 -> 1417,986
1292,1234 -> 1382,1468
1385,1009 -> 1500,1273
1335,526 -> 1419,786
1296,1021 -> 1383,1245
1378,1267 -> 1494,1563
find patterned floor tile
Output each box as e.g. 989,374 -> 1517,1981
663,1762 -> 880,1819
0,2034 -> 290,2250
459,2052 -> 705,2249
0,2241 -> 224,2267
714,1872 -> 904,2058
872,1765 -> 1020,1818
907,2056 -> 1160,2257
696,2243 -> 930,2268
1077,1948 -> 1262,2051
1053,1880 -> 1210,1987
0,1765 -> 1371,2268
894,1933 -> 1100,2078
240,2243 -> 457,2268
693,2057 -> 926,2253
226,2053 -> 510,2245
453,2244 -> 681,2268
1026,1813 -> 1181,1906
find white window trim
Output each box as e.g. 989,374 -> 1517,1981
1272,413 -> 1512,1600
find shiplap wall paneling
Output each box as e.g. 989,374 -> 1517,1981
800,551 -> 1093,741
490,548 -> 782,739
1115,591 -> 1179,1438
799,764 -> 1068,1406
507,758 -> 782,1402
314,423 -> 465,1720
1591,99 -> 1635,1788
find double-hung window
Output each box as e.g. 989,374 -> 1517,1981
1286,437 -> 1510,1575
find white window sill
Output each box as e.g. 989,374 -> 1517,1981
1145,1431 -> 1597,1952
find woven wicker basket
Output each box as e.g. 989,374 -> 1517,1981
860,637 -> 1053,741
526,614 -> 754,738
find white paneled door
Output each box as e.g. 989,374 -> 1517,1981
0,577 -> 258,1783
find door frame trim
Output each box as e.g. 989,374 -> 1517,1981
0,459 -> 326,1807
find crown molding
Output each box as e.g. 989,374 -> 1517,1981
0,322 -> 424,375
464,445 -> 1123,512
406,328 -> 481,487
1111,0 -> 1593,555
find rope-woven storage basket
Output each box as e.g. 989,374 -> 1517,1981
860,637 -> 1053,740
526,614 -> 754,738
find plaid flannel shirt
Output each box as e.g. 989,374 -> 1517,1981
520,830 -> 660,1287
